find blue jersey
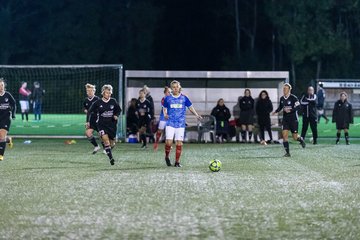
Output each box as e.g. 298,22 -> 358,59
159,97 -> 166,121
163,93 -> 192,128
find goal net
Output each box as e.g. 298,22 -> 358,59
0,65 -> 124,138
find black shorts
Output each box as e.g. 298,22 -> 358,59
336,122 -> 350,130
97,121 -> 117,140
239,111 -> 255,125
282,118 -> 298,134
138,116 -> 151,128
89,117 -> 98,132
0,119 -> 11,131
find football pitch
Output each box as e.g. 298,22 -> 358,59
9,114 -> 360,138
1,139 -> 360,239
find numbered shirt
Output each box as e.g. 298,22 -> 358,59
163,93 -> 192,128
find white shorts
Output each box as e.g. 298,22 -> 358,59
158,121 -> 167,130
166,126 -> 185,141
19,101 -> 30,111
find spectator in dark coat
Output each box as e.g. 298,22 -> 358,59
256,90 -> 273,144
332,92 -> 353,145
300,86 -> 318,144
126,98 -> 139,136
211,98 -> 231,142
31,81 -> 45,121
239,89 -> 255,143
317,83 -> 329,123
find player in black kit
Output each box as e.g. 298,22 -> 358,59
0,78 -> 16,161
83,84 -> 102,154
273,83 -> 306,157
136,89 -> 154,149
87,85 -> 121,165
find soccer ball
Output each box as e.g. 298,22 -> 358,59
209,159 -> 222,172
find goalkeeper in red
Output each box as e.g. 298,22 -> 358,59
162,80 -> 201,167
273,83 -> 306,157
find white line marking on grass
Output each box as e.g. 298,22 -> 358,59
47,125 -> 56,128
354,123 -> 360,126
16,125 -> 24,128
323,129 -> 331,132
62,124 -> 71,127
31,126 -> 40,128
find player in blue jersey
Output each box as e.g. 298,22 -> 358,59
153,86 -> 170,151
162,80 -> 202,167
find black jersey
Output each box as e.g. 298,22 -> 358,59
0,91 -> 16,120
136,98 -> 153,120
275,94 -> 301,121
83,95 -> 100,111
87,97 -> 121,124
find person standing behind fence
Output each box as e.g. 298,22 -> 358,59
317,83 -> 329,124
126,98 -> 139,136
239,89 -> 255,143
256,90 -> 273,144
19,81 -> 31,122
211,98 -> 231,143
332,92 -> 353,145
300,86 -> 318,144
143,85 -> 155,143
31,81 -> 45,121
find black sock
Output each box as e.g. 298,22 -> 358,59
336,132 -> 341,140
297,136 -> 304,143
25,113 -> 28,121
88,136 -> 98,147
241,131 -> 246,141
0,141 -> 6,156
267,130 -> 273,141
283,141 -> 289,154
141,134 -> 147,146
38,114 -> 41,121
345,132 -> 349,142
21,113 -> 24,121
105,146 -> 113,160
248,131 -> 253,141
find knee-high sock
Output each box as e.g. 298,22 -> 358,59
248,131 -> 253,141
141,133 -> 147,146
345,132 -> 349,141
104,146 -> 113,160
297,136 -> 304,144
283,141 -> 289,154
175,145 -> 182,163
21,113 -> 24,121
0,141 -> 6,156
25,112 -> 29,121
336,132 -> 341,141
88,136 -> 98,147
165,145 -> 171,158
241,131 -> 246,141
155,131 -> 161,143
267,129 -> 273,141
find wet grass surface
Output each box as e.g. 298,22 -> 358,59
1,139 -> 360,239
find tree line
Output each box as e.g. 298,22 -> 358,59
1,0 -> 359,93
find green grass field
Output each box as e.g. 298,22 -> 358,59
1,139 -> 360,239
9,114 -> 360,138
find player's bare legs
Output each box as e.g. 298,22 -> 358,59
101,134 -> 115,165
86,128 -> 100,154
0,129 -> 8,161
292,133 -> 306,148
